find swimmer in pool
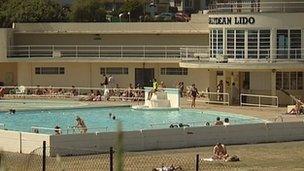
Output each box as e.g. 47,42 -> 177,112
75,116 -> 87,134
9,109 -> 16,114
109,113 -> 112,117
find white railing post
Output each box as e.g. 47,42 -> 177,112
186,48 -> 188,58
28,46 -> 31,58
52,45 -> 55,58
76,45 -> 78,58
99,46 -> 101,58
143,45 -> 145,58
258,96 -> 261,107
165,46 -> 168,58
121,46 -> 123,58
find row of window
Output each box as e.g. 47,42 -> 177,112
35,67 -> 65,75
210,29 -> 302,59
276,72 -> 303,90
34,67 -> 188,76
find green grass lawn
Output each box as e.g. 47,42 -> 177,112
1,141 -> 304,171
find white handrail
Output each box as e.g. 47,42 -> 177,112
66,126 -> 108,134
209,1 -> 304,13
31,126 -> 62,134
240,93 -> 278,108
190,91 -> 230,105
8,45 -> 207,59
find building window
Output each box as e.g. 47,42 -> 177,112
100,67 -> 128,75
235,30 -> 245,58
161,68 -> 188,75
277,30 -> 288,59
226,30 -> 235,58
276,72 -> 304,90
259,30 -> 271,59
35,67 -> 65,75
277,29 -> 302,59
210,29 -> 223,58
226,30 -> 245,59
248,30 -> 258,59
290,30 -> 301,59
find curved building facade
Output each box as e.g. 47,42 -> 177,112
181,0 -> 304,105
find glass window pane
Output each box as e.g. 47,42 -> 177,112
276,72 -> 282,90
283,72 -> 290,89
298,72 -> 303,90
277,30 -> 288,59
290,72 -> 297,90
290,30 -> 301,59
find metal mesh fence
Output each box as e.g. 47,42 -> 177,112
25,147 -> 110,171
0,146 -> 240,171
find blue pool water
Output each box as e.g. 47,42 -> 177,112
0,106 -> 264,134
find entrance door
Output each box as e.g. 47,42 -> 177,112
135,68 -> 154,87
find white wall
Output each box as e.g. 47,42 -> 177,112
250,72 -> 271,91
50,122 -> 304,156
0,130 -> 50,154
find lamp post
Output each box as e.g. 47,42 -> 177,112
127,12 -> 131,22
119,13 -> 123,22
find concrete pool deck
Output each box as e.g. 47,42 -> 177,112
79,98 -> 304,123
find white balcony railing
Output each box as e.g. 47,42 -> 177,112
181,47 -> 304,63
7,45 -> 206,59
208,1 -> 304,13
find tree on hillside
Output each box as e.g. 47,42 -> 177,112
119,0 -> 144,21
0,0 -> 67,28
69,0 -> 107,22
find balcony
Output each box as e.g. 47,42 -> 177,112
7,45 -> 205,61
181,47 -> 304,65
208,1 -> 304,13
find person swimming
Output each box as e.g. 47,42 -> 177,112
112,116 -> 116,120
109,113 -> 112,117
9,109 -> 16,114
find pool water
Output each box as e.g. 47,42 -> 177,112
0,107 -> 264,134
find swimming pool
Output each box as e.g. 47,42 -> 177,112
0,106 -> 264,134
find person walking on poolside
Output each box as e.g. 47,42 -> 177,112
75,116 -> 87,134
190,84 -> 199,108
217,80 -> 224,101
101,74 -> 109,89
148,78 -> 158,100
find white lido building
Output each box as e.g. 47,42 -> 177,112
0,0 -> 304,105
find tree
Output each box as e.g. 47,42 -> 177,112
0,0 -> 68,27
119,0 -> 144,21
69,0 -> 107,22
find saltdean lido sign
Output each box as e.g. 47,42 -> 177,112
209,17 -> 255,25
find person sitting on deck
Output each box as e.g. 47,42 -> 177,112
75,116 -> 87,134
212,143 -> 229,160
288,99 -> 304,115
0,87 -> 5,99
148,78 -> 158,100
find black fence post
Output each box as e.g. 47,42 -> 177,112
42,141 -> 46,171
109,147 -> 114,171
196,154 -> 199,171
